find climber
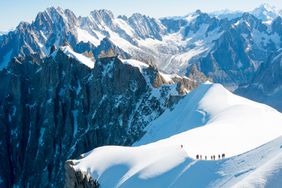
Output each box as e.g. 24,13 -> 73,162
222,153 -> 225,159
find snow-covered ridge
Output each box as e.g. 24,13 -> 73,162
122,59 -> 176,84
55,46 -> 95,69
70,136 -> 282,188
135,83 -> 282,157
121,59 -> 149,71
69,83 -> 282,187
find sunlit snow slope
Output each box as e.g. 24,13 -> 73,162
70,83 -> 282,188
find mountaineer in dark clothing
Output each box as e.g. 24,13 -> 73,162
222,153 -> 225,159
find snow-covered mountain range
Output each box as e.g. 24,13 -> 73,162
1,3 -> 282,188
211,4 -> 282,22
1,4 -> 282,111
67,83 -> 282,188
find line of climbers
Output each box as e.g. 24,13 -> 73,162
180,145 -> 225,160
196,154 -> 225,160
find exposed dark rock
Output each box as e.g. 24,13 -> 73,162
0,49 -> 197,188
64,161 -> 99,188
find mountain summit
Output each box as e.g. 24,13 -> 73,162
251,3 -> 281,23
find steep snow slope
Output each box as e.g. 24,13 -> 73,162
69,83 -> 282,188
59,46 -> 95,68
135,83 -> 282,158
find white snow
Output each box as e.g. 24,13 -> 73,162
115,18 -> 136,37
76,27 -> 101,46
185,13 -> 199,23
60,46 -> 95,68
71,83 -> 282,187
122,58 -> 179,86
121,59 -> 149,71
159,72 -> 174,83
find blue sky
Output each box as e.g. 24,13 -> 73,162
0,0 -> 282,30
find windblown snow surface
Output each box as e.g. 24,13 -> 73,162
70,83 -> 282,188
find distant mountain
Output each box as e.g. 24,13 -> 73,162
66,83 -> 282,187
251,3 -> 282,23
1,5 -> 282,91
210,3 -> 282,22
236,48 -> 282,111
209,9 -> 243,20
0,29 -> 12,36
0,28 -> 14,36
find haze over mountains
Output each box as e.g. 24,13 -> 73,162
0,3 -> 282,188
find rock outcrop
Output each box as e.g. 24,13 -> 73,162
64,161 -> 99,188
0,48 -> 200,187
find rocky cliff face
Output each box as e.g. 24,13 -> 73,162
0,47 -> 202,187
64,161 -> 99,188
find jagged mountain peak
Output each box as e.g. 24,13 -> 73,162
256,3 -> 278,13
241,12 -> 261,24
35,6 -> 77,25
128,12 -> 164,28
45,6 -> 64,14
127,13 -> 165,40
90,9 -> 115,21
37,6 -> 68,23
234,12 -> 265,30
186,9 -> 209,19
251,3 -> 281,23
129,12 -> 150,19
16,21 -> 31,31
